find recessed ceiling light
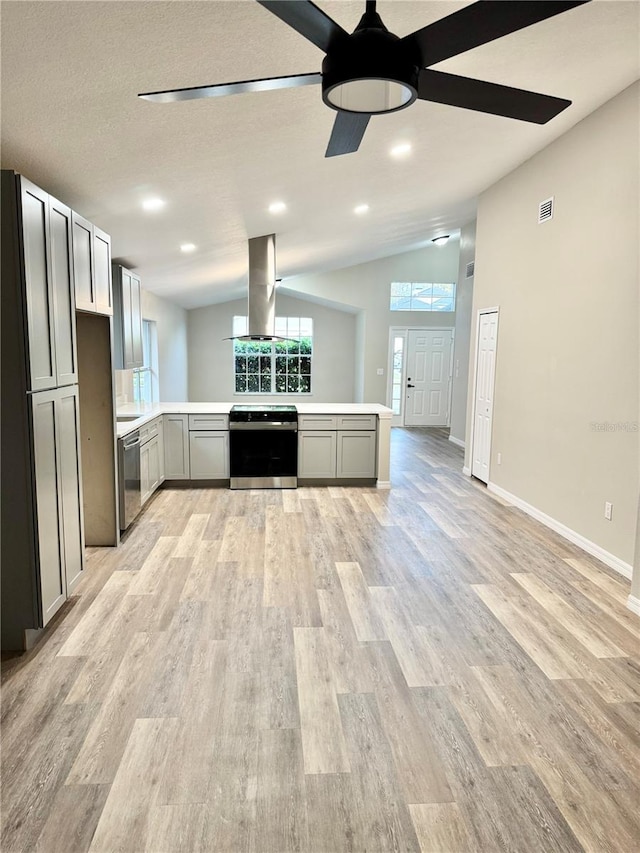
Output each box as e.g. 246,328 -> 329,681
390,142 -> 412,158
432,235 -> 450,246
354,204 -> 369,215
269,201 -> 287,214
180,243 -> 196,253
142,197 -> 165,212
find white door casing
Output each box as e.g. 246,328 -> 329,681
404,329 -> 454,427
471,310 -> 499,483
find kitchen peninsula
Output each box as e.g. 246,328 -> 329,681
116,402 -> 392,501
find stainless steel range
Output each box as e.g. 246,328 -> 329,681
229,405 -> 298,489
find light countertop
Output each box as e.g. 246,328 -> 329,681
116,401 -> 393,437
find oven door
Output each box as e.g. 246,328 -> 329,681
229,424 -> 297,489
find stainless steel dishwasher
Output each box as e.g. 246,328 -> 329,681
118,430 -> 141,530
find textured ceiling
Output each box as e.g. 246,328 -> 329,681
2,1 -> 638,308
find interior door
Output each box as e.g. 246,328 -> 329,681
472,311 -> 499,483
404,329 -> 453,426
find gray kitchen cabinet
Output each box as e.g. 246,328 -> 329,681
20,178 -> 56,390
72,211 -> 94,312
336,431 -> 377,478
112,264 -> 143,369
298,413 -> 377,481
164,414 -> 189,479
157,417 -> 165,485
188,414 -> 228,430
94,227 -> 113,316
55,387 -> 85,594
298,430 -> 337,478
140,417 -> 162,504
298,414 -> 337,430
49,195 -> 78,387
140,437 -> 161,505
31,386 -> 85,625
189,431 -> 229,479
16,176 -> 78,391
73,213 -> 113,316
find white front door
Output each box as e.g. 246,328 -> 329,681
472,310 -> 498,483
404,329 -> 453,426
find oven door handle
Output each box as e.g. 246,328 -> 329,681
229,421 -> 298,431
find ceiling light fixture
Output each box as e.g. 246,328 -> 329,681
354,204 -> 369,215
268,201 -> 287,214
432,235 -> 450,246
180,243 -> 196,253
390,142 -> 412,158
322,6 -> 418,115
142,197 -> 165,212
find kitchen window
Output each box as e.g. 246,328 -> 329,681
390,281 -> 456,312
233,316 -> 313,394
133,319 -> 159,404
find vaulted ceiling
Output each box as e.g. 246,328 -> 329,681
2,1 -> 638,308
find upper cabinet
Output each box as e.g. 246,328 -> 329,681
112,264 -> 143,369
93,228 -> 113,315
14,175 -> 78,391
73,213 -> 113,316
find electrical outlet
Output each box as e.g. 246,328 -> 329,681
497,452 -> 502,465
604,502 -> 613,521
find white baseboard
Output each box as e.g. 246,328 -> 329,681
448,435 -> 465,449
487,482 -> 633,580
627,595 -> 640,616
462,466 -> 471,476
376,480 -> 391,490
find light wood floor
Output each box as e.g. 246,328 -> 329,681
2,428 -> 639,853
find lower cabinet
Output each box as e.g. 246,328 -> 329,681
140,417 -> 163,505
141,435 -> 161,505
336,431 -> 377,478
189,431 -> 229,479
163,413 -> 229,481
157,417 -> 165,484
298,430 -> 337,478
298,414 -> 378,481
31,385 -> 84,625
164,414 -> 189,479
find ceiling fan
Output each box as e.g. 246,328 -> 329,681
139,0 -> 590,158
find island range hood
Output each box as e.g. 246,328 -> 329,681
226,233 -> 287,342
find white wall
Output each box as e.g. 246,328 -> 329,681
449,221 -> 476,444
141,289 -> 189,401
286,241 -> 460,403
187,292 -> 357,404
466,82 -> 639,569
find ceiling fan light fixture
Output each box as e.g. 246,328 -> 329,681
322,26 -> 418,116
324,77 -> 415,114
432,235 -> 450,246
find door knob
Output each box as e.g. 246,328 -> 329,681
407,384 -> 415,388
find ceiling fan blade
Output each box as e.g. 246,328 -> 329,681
402,1 -> 591,67
139,72 -> 321,103
418,69 -> 571,124
325,111 -> 371,158
256,0 -> 348,52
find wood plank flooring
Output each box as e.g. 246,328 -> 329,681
2,427 -> 639,852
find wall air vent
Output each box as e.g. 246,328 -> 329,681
538,196 -> 554,223
465,261 -> 475,278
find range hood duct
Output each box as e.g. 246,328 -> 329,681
229,233 -> 288,342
